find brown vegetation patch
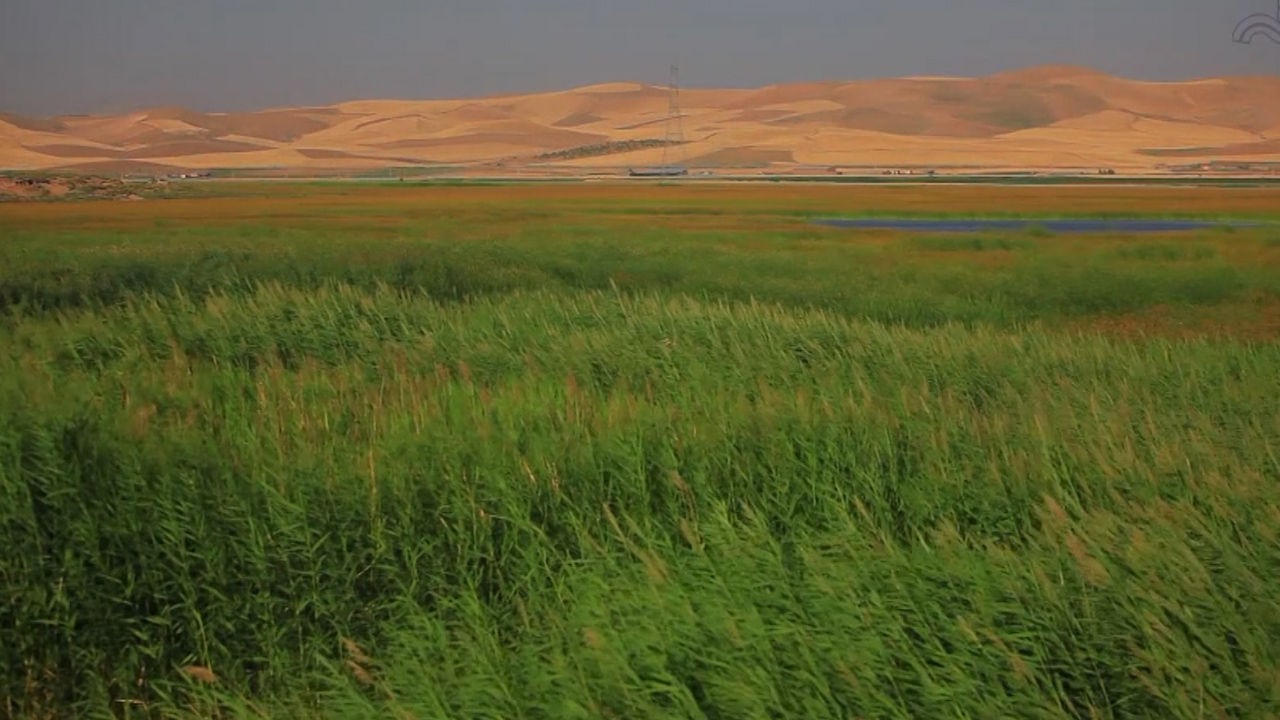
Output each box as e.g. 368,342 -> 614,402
1140,139 -> 1280,158
295,148 -> 360,160
142,106 -> 335,142
206,110 -> 336,142
690,148 -> 795,168
1066,295 -> 1280,341
536,139 -> 678,161
122,139 -> 266,159
24,143 -> 123,159
376,128 -> 606,152
0,178 -> 45,199
613,116 -> 677,132
728,108 -> 795,123
552,111 -> 604,128
0,175 -> 171,202
63,124 -> 180,149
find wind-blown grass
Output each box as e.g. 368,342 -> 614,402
5,285 -> 1280,718
2,184 -> 1279,718
1,219 -> 1276,328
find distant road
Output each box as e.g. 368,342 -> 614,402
191,173 -> 1280,188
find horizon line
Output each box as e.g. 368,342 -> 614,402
4,63 -> 1279,119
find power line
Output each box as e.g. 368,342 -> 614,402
627,65 -> 690,177
660,65 -> 686,170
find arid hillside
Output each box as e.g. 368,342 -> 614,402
3,66 -> 1279,174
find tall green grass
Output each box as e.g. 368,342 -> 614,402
2,223 -> 1274,326
3,283 -> 1279,718
3,196 -> 1280,718
902,234 -> 1037,252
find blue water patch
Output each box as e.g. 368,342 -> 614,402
812,218 -> 1264,233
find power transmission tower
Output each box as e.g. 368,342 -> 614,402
660,65 -> 687,171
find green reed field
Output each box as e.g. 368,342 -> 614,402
2,183 -> 1280,719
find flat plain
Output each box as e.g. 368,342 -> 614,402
2,182 -> 1279,719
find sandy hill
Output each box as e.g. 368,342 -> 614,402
3,66 -> 1279,174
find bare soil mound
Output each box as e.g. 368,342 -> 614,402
0,174 -> 174,202
56,160 -> 185,175
0,112 -> 67,133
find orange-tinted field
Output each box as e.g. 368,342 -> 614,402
5,181 -> 1280,223
2,182 -> 1279,341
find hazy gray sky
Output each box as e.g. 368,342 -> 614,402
2,0 -> 1278,116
